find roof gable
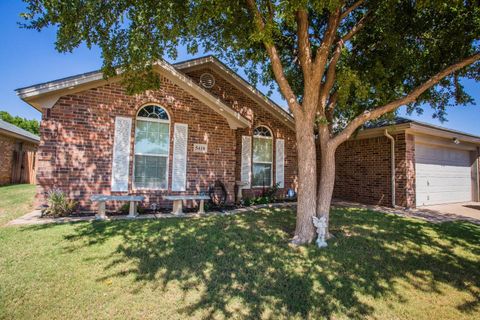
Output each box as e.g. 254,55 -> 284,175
16,60 -> 250,130
174,56 -> 295,130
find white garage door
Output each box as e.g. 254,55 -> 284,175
416,143 -> 472,206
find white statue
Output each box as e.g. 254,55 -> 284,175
312,216 -> 328,248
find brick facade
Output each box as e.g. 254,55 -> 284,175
33,59 -> 478,211
36,68 -> 297,211
0,134 -> 37,185
331,132 -> 416,208
183,68 -> 298,199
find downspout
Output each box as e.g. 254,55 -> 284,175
384,130 -> 396,207
477,147 -> 480,202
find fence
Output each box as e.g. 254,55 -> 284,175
11,150 -> 36,184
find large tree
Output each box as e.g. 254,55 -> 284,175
23,0 -> 479,244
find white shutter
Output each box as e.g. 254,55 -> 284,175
111,116 -> 132,192
241,136 -> 252,188
172,123 -> 188,191
276,139 -> 285,188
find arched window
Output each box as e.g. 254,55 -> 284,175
133,105 -> 170,189
252,126 -> 273,187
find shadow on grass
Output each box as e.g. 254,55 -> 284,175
25,207 -> 480,319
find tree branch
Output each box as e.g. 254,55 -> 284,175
341,0 -> 364,20
246,0 -> 300,112
341,13 -> 368,43
296,9 -> 312,77
326,91 -> 338,134
331,53 -> 480,148
314,9 -> 340,77
312,9 -> 341,83
319,40 -> 343,108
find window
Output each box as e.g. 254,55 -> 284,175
252,126 -> 273,187
133,105 -> 170,189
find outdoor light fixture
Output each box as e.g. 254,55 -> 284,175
452,137 -> 460,145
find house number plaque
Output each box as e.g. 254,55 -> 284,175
193,143 -> 208,153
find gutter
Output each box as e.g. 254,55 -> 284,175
384,130 -> 396,207
0,128 -> 40,145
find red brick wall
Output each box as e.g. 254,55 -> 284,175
0,134 -> 37,185
183,68 -> 298,199
37,77 -> 238,211
37,67 -> 298,211
397,134 -> 416,207
330,132 -> 415,208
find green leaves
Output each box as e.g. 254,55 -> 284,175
21,0 -> 479,119
0,111 -> 39,135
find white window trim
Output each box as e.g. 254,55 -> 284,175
252,126 -> 274,188
136,116 -> 170,124
132,105 -> 171,191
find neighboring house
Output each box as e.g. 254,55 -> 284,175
16,56 -> 297,210
15,55 -> 480,211
0,119 -> 39,185
333,118 -> 480,207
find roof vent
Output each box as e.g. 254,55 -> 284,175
199,73 -> 215,89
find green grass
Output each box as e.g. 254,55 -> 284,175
0,205 -> 479,319
0,184 -> 36,226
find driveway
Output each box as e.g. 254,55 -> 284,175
334,200 -> 480,224
415,202 -> 480,224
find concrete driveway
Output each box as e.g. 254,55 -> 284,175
415,202 -> 480,224
334,200 -> 480,224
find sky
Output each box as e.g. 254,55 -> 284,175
1,1 -> 479,135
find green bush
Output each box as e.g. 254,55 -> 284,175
252,196 -> 270,205
262,183 -> 280,201
242,183 -> 281,206
242,197 -> 252,207
119,203 -> 145,215
41,189 -> 77,217
242,196 -> 265,206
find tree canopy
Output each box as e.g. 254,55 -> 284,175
21,0 -> 480,244
22,0 -> 479,121
0,111 -> 39,135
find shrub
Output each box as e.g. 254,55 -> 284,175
119,203 -> 146,215
41,189 -> 77,217
262,183 -> 280,201
242,197 -> 252,207
243,195 -> 272,207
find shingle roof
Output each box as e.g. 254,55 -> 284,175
363,116 -> 413,129
0,119 -> 40,143
364,116 -> 480,140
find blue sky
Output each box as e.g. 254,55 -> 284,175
1,1 -> 479,134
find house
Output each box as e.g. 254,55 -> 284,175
16,56 -> 297,210
15,56 -> 480,211
0,119 -> 39,185
332,118 -> 480,207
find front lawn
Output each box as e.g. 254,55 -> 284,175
0,184 -> 36,226
1,206 -> 479,319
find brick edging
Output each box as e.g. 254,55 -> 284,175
5,202 -> 297,227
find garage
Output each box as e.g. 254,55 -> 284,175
415,143 -> 473,206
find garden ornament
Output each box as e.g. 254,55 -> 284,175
312,216 -> 328,248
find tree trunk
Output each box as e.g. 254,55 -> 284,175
291,111 -> 317,245
316,142 -> 336,236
